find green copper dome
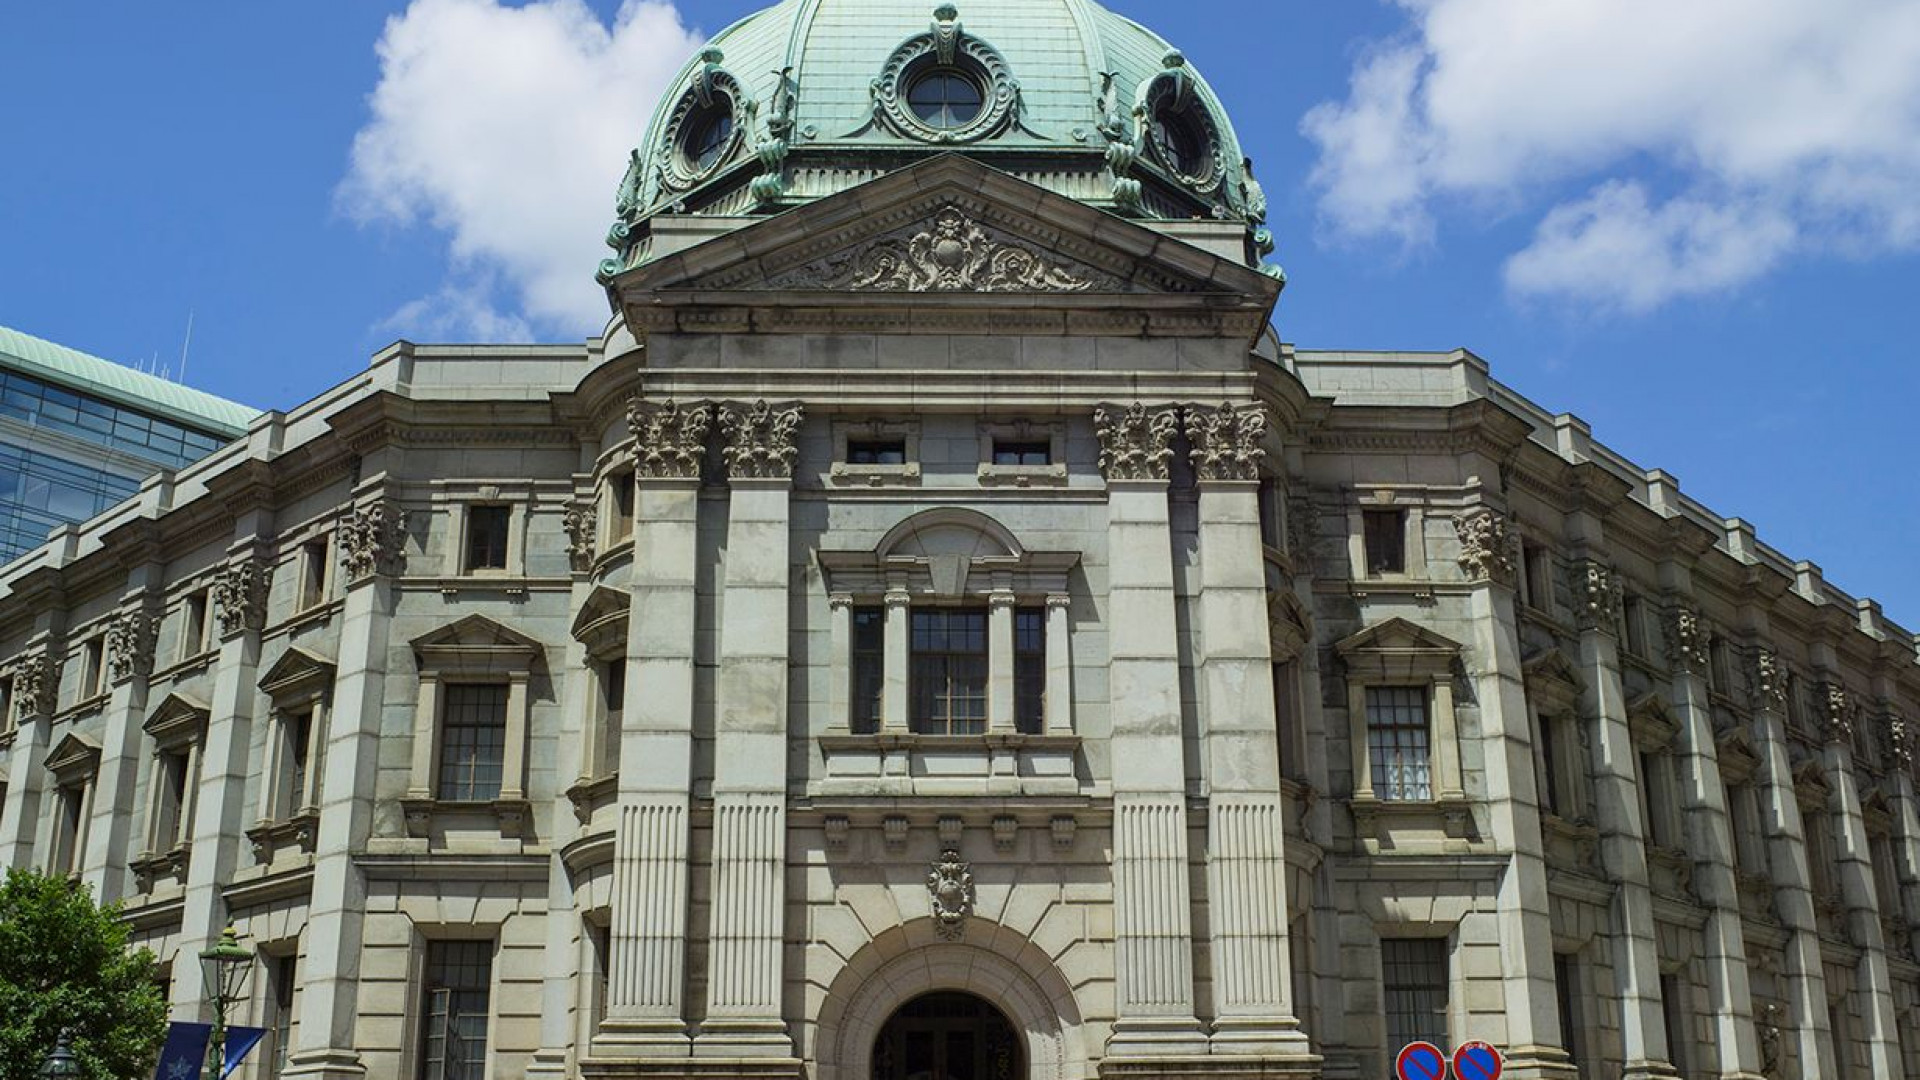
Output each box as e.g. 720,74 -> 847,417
598,0 -> 1274,282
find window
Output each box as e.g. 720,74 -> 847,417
910,609 -> 988,735
299,537 -> 330,610
682,101 -> 734,172
464,506 -> 509,573
1013,607 -> 1045,734
850,607 -> 884,734
1366,687 -> 1432,801
80,637 -> 104,700
1708,637 -> 1734,695
1831,999 -> 1854,1079
1521,544 -> 1552,612
1660,974 -> 1692,1077
1805,810 -> 1836,899
1872,834 -> 1901,915
1150,97 -> 1211,178
1363,510 -> 1405,576
1555,954 -> 1586,1075
906,67 -> 983,129
1537,714 -> 1562,816
1274,661 -> 1305,782
419,940 -> 492,1080
438,685 -> 507,802
1640,752 -> 1675,848
992,441 -> 1051,467
847,440 -> 907,466
1257,479 -> 1281,550
609,469 -> 635,544
588,922 -> 612,1032
1622,595 -> 1648,659
1727,782 -> 1766,875
52,784 -> 86,875
1381,938 -> 1448,1055
274,709 -> 314,820
267,953 -> 297,1077
150,749 -> 191,851
180,590 -> 209,659
597,662 -> 625,778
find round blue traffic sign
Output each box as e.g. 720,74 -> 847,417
1396,1041 -> 1448,1080
1452,1041 -> 1503,1080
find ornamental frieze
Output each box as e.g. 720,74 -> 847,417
628,398 -> 713,480
773,207 -> 1117,293
1094,402 -> 1178,482
927,848 -> 975,940
1664,603 -> 1707,675
340,502 -> 408,581
211,558 -> 269,637
1183,403 -> 1268,483
1452,509 -> 1516,587
720,401 -> 804,480
105,609 -> 155,683
1570,560 -> 1620,631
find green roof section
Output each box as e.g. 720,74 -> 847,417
0,324 -> 259,437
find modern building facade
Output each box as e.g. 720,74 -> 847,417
0,325 -> 255,563
0,3 -> 1916,1080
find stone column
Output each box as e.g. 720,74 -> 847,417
1044,594 -> 1073,735
1568,558 -> 1675,1079
1747,645 -> 1836,1077
1184,404 -> 1313,1064
1095,403 -> 1207,1059
827,594 -> 853,734
287,497 -> 406,1080
597,399 -> 709,1056
83,595 -> 159,903
0,651 -> 56,869
171,548 -> 271,1019
1886,718 -> 1920,987
1814,678 -> 1902,1078
1661,597 -> 1765,1079
882,588 -> 911,734
987,591 -> 1016,734
1453,511 -> 1574,1080
698,400 -> 801,1061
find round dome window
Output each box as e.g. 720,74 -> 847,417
1151,101 -> 1210,180
906,67 -> 985,131
681,100 -> 736,174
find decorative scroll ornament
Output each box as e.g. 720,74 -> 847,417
1571,560 -> 1620,630
720,400 -> 804,479
793,208 -> 1108,293
927,848 -> 975,940
562,504 -> 597,571
628,398 -> 713,480
1822,683 -> 1855,745
1757,1001 -> 1783,1076
1452,509 -> 1516,586
1142,51 -> 1224,192
105,609 -> 155,683
7,653 -> 55,721
869,8 -> 1021,145
750,66 -> 799,206
1096,72 -> 1143,213
1665,603 -> 1707,674
211,558 -> 268,637
340,502 -> 408,581
1183,403 -> 1268,482
1889,716 -> 1914,771
1094,402 -> 1179,482
1751,650 -> 1790,712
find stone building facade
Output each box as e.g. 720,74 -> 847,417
0,3 -> 1917,1080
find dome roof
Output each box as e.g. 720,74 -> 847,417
598,0 -> 1274,282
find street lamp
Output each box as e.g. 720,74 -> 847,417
199,925 -> 253,1080
37,1030 -> 80,1078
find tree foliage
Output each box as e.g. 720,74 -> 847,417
0,868 -> 167,1080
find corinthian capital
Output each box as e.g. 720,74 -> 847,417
1183,403 -> 1268,482
1751,649 -> 1790,713
628,398 -> 713,480
1821,683 -> 1855,745
1665,602 -> 1707,674
1452,508 -> 1516,586
1570,560 -> 1620,631
720,400 -> 804,479
211,557 -> 269,637
562,503 -> 597,571
105,608 -> 155,683
1889,716 -> 1913,771
1094,402 -> 1178,482
340,502 -> 408,581
5,653 -> 56,722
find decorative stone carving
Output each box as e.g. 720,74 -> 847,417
1752,650 -> 1790,712
628,398 -> 713,480
562,504 -> 597,571
719,400 -> 804,479
1822,683 -> 1855,745
1182,403 -> 1267,482
7,654 -> 55,722
1096,71 -> 1143,213
1050,815 -> 1076,850
787,208 -> 1110,293
1891,716 -> 1914,771
1571,560 -> 1621,630
869,12 -> 1021,145
823,815 -> 850,850
211,558 -> 268,637
883,815 -> 909,852
1665,602 -> 1707,674
991,815 -> 1017,852
340,502 -> 407,581
927,848 -> 974,940
1094,402 -> 1178,482
750,66 -> 798,205
1452,509 -> 1516,586
105,609 -> 155,683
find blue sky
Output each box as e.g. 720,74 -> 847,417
3,0 -> 1917,623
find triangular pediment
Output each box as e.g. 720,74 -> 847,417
258,646 -> 335,703
412,614 -> 543,674
45,732 -> 101,781
611,155 -> 1279,337
144,691 -> 209,748
1335,617 -> 1462,659
1336,617 -> 1462,682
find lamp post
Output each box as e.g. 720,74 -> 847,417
199,925 -> 253,1080
37,1030 -> 80,1078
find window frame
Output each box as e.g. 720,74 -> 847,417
435,484 -> 530,582
976,420 -> 1067,487
404,616 -> 542,837
415,937 -> 496,1080
909,607 -> 990,736
461,505 -> 512,575
1337,619 -> 1468,831
830,419 -> 921,487
1380,936 -> 1450,1060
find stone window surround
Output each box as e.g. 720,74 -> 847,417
292,528 -> 336,616
976,419 -> 1068,488
247,647 -> 334,863
434,481 -> 532,584
598,463 -> 636,553
42,733 -> 99,877
829,418 -> 923,488
73,633 -> 107,709
402,617 -> 542,839
1344,487 -> 1432,596
136,693 -> 208,876
175,586 -> 214,665
1525,650 -> 1593,827
402,927 -> 501,1080
1335,618 -> 1468,839
565,586 -> 630,825
1627,693 -> 1687,857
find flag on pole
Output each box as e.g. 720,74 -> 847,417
220,1026 -> 267,1077
150,1022 -> 269,1079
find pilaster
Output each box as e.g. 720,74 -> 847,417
82,588 -> 159,903
0,650 -> 56,869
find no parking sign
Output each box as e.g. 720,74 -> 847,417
1395,1042 -> 1448,1080
1452,1041 -> 1504,1080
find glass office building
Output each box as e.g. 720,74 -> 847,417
0,325 -> 255,561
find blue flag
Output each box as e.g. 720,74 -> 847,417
151,1021 -> 269,1079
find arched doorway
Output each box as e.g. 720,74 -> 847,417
871,991 -> 1024,1080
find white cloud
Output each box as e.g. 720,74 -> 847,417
1302,0 -> 1920,311
340,0 -> 702,338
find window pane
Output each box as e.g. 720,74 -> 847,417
1382,938 -> 1448,1053
992,441 -> 1050,467
1366,686 -> 1431,800
851,607 -> 885,734
1363,510 -> 1405,575
465,506 -> 509,571
910,609 -> 988,735
847,440 -> 906,466
1013,607 -> 1045,734
421,941 -> 492,1080
438,685 -> 508,801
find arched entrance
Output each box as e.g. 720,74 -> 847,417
872,991 -> 1024,1080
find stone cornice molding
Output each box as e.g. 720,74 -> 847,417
628,397 -> 712,481
1182,402 -> 1267,483
211,557 -> 269,638
1453,508 -> 1517,587
719,400 -> 804,480
1571,560 -> 1621,633
340,501 -> 408,582
1094,402 -> 1179,482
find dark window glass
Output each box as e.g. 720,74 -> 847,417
906,68 -> 983,129
611,470 -> 635,542
420,940 -> 492,1080
438,685 -> 507,801
465,506 -> 509,572
1366,686 -> 1431,801
684,104 -> 734,171
1537,714 -> 1561,816
1622,595 -> 1648,658
181,591 -> 208,658
269,954 -> 297,1076
285,710 -> 312,817
1014,607 -> 1045,734
599,662 -> 625,776
1152,102 -> 1209,176
1257,478 -> 1280,549
1363,510 -> 1405,576
851,607 -> 885,734
1639,752 -> 1673,848
910,609 -> 988,735
992,441 -> 1050,467
1660,974 -> 1692,1077
847,440 -> 907,466
55,785 -> 86,874
1381,938 -> 1448,1054
1555,954 -> 1585,1072
1522,545 -> 1552,610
